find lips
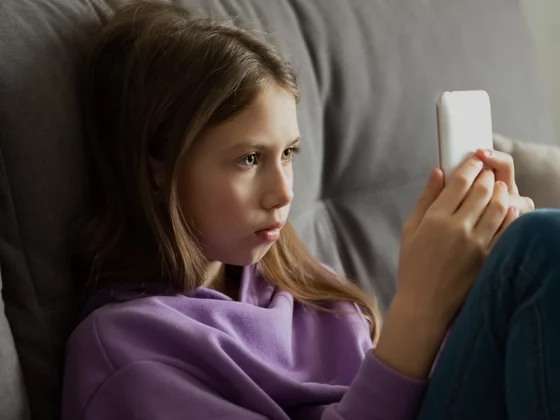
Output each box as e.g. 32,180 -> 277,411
256,221 -> 284,232
255,221 -> 284,242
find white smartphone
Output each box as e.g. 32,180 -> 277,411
436,90 -> 494,183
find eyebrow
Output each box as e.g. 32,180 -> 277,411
227,137 -> 301,152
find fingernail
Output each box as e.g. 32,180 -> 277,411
512,207 -> 519,216
483,149 -> 493,157
497,181 -> 507,190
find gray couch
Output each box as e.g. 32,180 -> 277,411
1,0 -> 559,418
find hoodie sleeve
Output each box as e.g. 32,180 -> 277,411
78,353 -> 425,420
322,352 -> 426,420
80,361 -> 271,420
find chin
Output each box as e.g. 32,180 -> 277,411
215,244 -> 273,267
242,248 -> 272,266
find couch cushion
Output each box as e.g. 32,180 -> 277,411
0,0 -> 555,418
494,133 -> 560,208
0,0 -> 111,417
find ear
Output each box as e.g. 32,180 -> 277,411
148,157 -> 165,193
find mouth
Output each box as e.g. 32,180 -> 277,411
255,221 -> 284,242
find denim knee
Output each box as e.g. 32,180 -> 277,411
500,209 -> 560,246
491,208 -> 560,278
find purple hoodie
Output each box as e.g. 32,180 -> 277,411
62,265 -> 426,419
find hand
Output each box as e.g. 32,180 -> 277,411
398,156 -> 509,321
375,156 -> 509,379
475,148 -> 535,247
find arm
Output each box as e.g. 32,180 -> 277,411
68,299 -> 431,420
82,356 -> 426,420
81,361 -> 270,420
322,293 -> 449,420
321,351 -> 426,420
374,293 -> 449,380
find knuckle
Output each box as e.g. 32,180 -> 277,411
478,242 -> 490,258
451,220 -> 470,239
472,236 -> 486,252
491,197 -> 509,214
471,232 -> 490,254
474,180 -> 492,196
464,158 -> 483,172
454,174 -> 471,190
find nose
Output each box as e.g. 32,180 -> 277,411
261,163 -> 293,210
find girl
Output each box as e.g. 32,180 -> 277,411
63,1 -> 559,419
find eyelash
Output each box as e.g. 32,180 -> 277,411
241,146 -> 302,167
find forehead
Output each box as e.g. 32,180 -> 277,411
198,84 -> 300,152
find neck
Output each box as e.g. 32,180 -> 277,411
202,261 -> 241,301
201,261 -> 225,289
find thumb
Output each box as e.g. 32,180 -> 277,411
406,168 -> 444,231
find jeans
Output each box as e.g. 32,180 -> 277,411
416,209 -> 560,420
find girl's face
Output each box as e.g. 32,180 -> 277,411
178,84 -> 300,266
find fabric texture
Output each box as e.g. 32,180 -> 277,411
62,265 -> 425,420
0,0 -> 557,418
417,209 -> 560,419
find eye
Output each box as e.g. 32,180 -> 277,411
282,146 -> 301,161
242,153 -> 258,166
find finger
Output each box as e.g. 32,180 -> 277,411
454,169 -> 496,228
489,206 -> 519,250
475,149 -> 518,194
473,181 -> 509,246
432,156 -> 485,214
508,195 -> 535,216
406,168 -> 444,231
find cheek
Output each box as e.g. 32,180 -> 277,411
212,182 -> 247,215
188,173 -> 254,229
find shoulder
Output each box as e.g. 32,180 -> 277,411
69,295 -> 219,369
63,295 -> 214,416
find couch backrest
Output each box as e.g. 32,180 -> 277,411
0,0 -> 555,418
0,1 -> 111,417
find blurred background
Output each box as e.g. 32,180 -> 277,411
522,0 -> 560,139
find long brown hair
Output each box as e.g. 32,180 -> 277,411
80,0 -> 380,340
